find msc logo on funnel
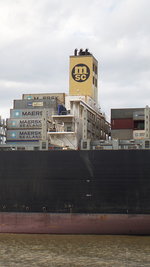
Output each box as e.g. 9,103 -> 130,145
72,64 -> 90,82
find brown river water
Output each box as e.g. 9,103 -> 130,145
0,234 -> 149,267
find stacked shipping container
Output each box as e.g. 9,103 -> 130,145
6,95 -> 64,143
111,108 -> 144,140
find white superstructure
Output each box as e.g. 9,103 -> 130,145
48,95 -> 110,150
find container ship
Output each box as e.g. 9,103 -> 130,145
0,49 -> 150,235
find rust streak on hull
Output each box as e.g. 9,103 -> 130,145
0,213 -> 149,235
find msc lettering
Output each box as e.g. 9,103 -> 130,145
72,64 -> 90,82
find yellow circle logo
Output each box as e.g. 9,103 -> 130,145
72,64 -> 90,82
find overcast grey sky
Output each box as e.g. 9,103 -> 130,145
0,0 -> 150,120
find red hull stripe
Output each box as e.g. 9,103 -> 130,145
0,213 -> 149,235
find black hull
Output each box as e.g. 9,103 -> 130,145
0,150 -> 150,234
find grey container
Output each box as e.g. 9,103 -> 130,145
22,93 -> 65,104
7,118 -> 42,129
7,130 -> 42,141
10,109 -> 51,118
111,129 -> 133,140
111,108 -> 144,119
13,99 -> 58,110
133,111 -> 144,120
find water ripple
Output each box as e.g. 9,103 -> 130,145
0,234 -> 149,267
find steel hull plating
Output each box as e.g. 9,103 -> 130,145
0,150 -> 150,234
0,213 -> 149,235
